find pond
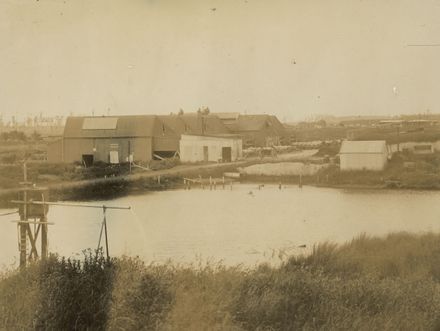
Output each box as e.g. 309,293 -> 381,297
1,184 -> 440,268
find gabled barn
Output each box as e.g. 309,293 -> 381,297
339,140 -> 388,171
159,114 -> 230,136
224,114 -> 286,147
179,114 -> 230,135
48,115 -> 179,164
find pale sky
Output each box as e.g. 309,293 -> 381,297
1,0 -> 440,122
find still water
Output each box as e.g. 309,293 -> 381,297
1,184 -> 440,268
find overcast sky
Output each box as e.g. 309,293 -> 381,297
1,0 -> 440,122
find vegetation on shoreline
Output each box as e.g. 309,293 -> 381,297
2,232 -> 440,330
2,148 -> 440,209
317,151 -> 440,190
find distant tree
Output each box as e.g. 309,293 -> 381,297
30,131 -> 42,141
178,108 -> 184,115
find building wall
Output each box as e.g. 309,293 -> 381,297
340,153 -> 388,171
63,137 -> 152,163
63,138 -> 94,163
46,139 -> 63,162
388,141 -> 435,154
180,135 -> 242,163
240,130 -> 280,148
153,136 -> 180,152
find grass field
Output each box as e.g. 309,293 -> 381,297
2,232 -> 440,330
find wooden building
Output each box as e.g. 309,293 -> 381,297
223,114 -> 286,148
158,113 -> 230,136
47,115 -> 179,164
179,134 -> 242,163
339,140 -> 388,171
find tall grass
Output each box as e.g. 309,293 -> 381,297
2,233 -> 440,330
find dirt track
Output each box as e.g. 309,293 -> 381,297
0,150 -> 319,198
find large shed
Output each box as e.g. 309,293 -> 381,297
339,140 -> 388,171
179,134 -> 242,163
48,115 -> 179,164
224,114 -> 286,147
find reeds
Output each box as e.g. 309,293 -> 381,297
2,232 -> 440,330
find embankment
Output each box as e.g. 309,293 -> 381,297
2,232 -> 440,330
0,161 -> 249,208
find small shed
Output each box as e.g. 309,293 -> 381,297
339,140 -> 388,171
180,134 -> 242,163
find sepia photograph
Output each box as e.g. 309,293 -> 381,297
1,0 -> 440,330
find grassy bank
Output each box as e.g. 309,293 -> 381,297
2,232 -> 440,330
317,152 -> 440,190
240,152 -> 440,191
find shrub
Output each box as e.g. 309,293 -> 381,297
35,250 -> 115,330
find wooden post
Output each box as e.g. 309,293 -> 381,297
19,163 -> 28,268
209,176 -> 212,190
41,192 -> 48,259
222,176 -> 225,190
103,206 -> 110,259
41,215 -> 48,259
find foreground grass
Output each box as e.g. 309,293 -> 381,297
2,232 -> 440,330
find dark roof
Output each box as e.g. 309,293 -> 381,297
158,115 -> 190,135
225,115 -> 286,135
63,116 -> 177,138
174,114 -> 230,135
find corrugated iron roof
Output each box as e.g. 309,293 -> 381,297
158,114 -> 230,135
225,114 -> 286,135
158,115 -> 191,135
339,140 -> 387,154
178,114 -> 230,135
82,117 -> 118,130
64,115 -> 177,138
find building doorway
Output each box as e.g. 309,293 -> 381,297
109,151 -> 119,164
82,154 -> 94,167
222,147 -> 232,162
203,146 -> 209,162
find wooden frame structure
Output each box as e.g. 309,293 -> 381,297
9,163 -> 130,268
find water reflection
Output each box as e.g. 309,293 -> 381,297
1,185 -> 440,268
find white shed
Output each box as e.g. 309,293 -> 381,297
339,140 -> 388,171
180,134 -> 242,163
